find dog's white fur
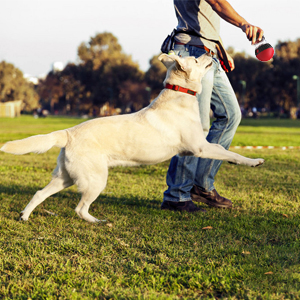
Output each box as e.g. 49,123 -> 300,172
0,53 -> 264,222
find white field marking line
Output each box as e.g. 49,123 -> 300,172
230,146 -> 300,150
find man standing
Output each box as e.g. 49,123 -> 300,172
161,0 -> 264,212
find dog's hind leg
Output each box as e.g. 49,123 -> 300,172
20,173 -> 73,221
20,149 -> 73,221
74,165 -> 108,223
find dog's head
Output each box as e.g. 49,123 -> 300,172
158,53 -> 213,94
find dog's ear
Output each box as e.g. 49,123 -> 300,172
158,53 -> 175,69
158,53 -> 187,71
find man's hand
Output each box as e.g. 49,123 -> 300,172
241,23 -> 264,44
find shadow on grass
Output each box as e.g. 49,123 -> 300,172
0,182 -> 164,216
0,183 -> 39,196
0,182 -> 161,204
1,182 -> 299,226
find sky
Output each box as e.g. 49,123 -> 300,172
1,0 -> 299,78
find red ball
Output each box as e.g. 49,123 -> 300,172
255,44 -> 274,62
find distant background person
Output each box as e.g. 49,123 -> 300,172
161,0 -> 264,213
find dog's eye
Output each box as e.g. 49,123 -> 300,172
195,59 -> 198,64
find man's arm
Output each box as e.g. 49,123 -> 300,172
205,0 -> 264,44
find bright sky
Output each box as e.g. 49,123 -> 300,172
1,0 -> 299,77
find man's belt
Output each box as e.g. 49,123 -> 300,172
175,42 -> 215,56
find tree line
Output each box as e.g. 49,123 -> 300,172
0,32 -> 299,117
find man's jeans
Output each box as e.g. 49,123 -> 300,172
163,44 -> 241,202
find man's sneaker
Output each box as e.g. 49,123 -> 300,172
161,200 -> 206,213
190,185 -> 232,208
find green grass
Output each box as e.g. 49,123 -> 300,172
0,116 -> 300,299
231,118 -> 300,147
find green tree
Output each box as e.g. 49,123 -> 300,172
227,51 -> 271,109
227,39 -> 300,115
38,32 -> 147,115
145,54 -> 166,98
38,64 -> 85,114
77,32 -> 144,110
275,39 -> 300,60
0,61 -> 39,111
118,80 -> 149,111
37,71 -> 64,113
60,64 -> 85,114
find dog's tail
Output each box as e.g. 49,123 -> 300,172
0,130 -> 68,155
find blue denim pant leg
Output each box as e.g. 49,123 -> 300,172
194,57 -> 242,192
163,45 -> 241,202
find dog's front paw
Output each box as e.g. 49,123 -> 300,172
252,158 -> 265,167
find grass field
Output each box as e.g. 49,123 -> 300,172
0,116 -> 300,299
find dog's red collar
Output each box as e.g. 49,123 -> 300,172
165,83 -> 197,96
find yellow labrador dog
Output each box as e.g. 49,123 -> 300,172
1,53 -> 264,222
